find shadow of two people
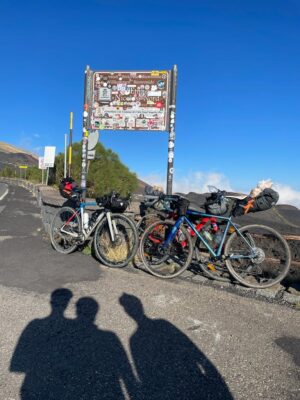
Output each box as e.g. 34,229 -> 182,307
10,288 -> 233,400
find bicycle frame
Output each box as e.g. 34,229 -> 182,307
60,201 -> 118,242
163,209 -> 254,259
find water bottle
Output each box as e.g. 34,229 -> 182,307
203,230 -> 213,243
83,212 -> 89,229
213,231 -> 223,247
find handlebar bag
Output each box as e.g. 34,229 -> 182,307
97,193 -> 129,213
59,177 -> 78,199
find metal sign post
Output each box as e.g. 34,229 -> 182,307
81,66 -> 93,200
64,133 -> 67,178
68,112 -> 73,177
166,65 -> 178,195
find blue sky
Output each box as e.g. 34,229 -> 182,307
1,0 -> 300,205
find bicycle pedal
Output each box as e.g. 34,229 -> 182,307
207,263 -> 216,272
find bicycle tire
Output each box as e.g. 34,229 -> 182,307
224,224 -> 291,288
93,213 -> 138,268
139,220 -> 194,279
50,206 -> 80,254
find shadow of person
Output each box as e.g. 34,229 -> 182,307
69,297 -> 138,399
10,288 -> 75,399
10,290 -> 138,400
119,293 -> 233,400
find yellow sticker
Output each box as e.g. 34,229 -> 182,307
151,71 -> 160,76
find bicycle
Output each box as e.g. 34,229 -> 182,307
137,191 -> 233,282
50,191 -> 138,268
139,190 -> 291,288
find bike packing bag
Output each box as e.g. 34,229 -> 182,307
59,177 -> 77,199
205,192 -> 229,215
97,193 -> 129,213
176,197 -> 190,216
232,188 -> 279,217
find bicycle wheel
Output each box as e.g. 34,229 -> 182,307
93,213 -> 138,268
224,224 -> 291,288
136,213 -> 163,237
139,220 -> 194,279
50,206 -> 80,254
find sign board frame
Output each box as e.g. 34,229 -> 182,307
81,65 -> 177,199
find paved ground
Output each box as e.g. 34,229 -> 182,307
0,184 -> 299,400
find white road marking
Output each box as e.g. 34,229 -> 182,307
0,236 -> 14,242
0,205 -> 6,214
0,187 -> 8,201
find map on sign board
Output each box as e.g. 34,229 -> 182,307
90,71 -> 171,131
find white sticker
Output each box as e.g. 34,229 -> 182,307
147,91 -> 162,97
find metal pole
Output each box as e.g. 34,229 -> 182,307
46,168 -> 49,186
68,111 -> 73,177
81,66 -> 93,200
166,65 -> 178,195
64,133 -> 67,178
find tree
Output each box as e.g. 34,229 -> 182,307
54,142 -> 138,197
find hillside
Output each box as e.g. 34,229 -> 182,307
0,142 -> 38,169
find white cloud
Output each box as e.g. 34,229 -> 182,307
273,183 -> 300,208
141,171 -> 233,194
141,171 -> 300,209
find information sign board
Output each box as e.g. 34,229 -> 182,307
38,157 -> 46,170
90,71 -> 170,131
44,146 -> 56,168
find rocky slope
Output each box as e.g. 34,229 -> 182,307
0,142 -> 38,169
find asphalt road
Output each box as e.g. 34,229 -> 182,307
0,184 -> 299,400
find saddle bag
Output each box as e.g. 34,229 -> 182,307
232,188 -> 279,217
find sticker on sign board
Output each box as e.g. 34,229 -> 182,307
147,91 -> 161,97
98,87 -> 111,101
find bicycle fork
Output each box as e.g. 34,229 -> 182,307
107,212 -> 119,242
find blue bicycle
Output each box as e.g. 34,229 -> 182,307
139,190 -> 291,288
